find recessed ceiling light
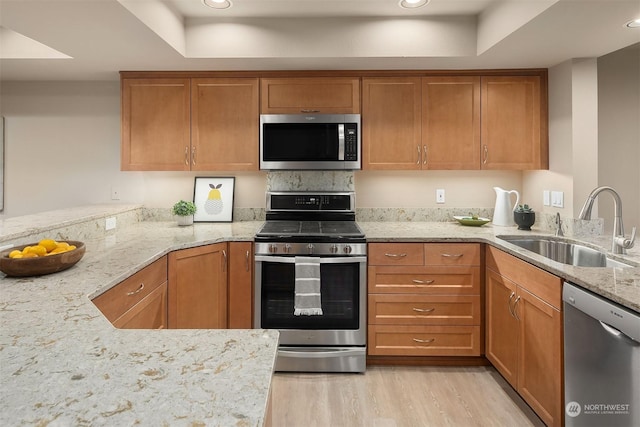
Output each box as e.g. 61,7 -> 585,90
202,0 -> 232,10
399,0 -> 430,9
625,18 -> 640,28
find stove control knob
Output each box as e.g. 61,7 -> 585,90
307,243 -> 314,254
269,244 -> 278,254
343,245 -> 353,254
284,244 -> 292,254
330,244 -> 339,254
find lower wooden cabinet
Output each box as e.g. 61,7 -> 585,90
368,242 -> 482,357
168,243 -> 228,329
227,241 -> 253,328
486,245 -> 562,427
93,256 -> 168,329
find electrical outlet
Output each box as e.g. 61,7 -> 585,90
551,191 -> 564,208
105,217 -> 117,231
543,190 -> 550,206
111,187 -> 120,200
436,189 -> 445,204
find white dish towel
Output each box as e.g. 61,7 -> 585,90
294,256 -> 323,316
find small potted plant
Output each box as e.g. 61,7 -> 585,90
514,204 -> 535,230
172,200 -> 197,226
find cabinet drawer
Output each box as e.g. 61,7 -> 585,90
425,243 -> 480,266
368,265 -> 480,295
93,256 -> 168,322
112,282 -> 167,329
368,325 -> 481,356
368,294 -> 480,326
486,246 -> 561,309
368,243 -> 424,266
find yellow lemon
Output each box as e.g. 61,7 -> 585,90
27,245 -> 47,256
39,239 -> 58,252
9,250 -> 23,258
67,245 -> 76,251
48,248 -> 66,255
56,242 -> 70,249
22,252 -> 38,258
22,246 -> 32,254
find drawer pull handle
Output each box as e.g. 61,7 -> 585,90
384,253 -> 407,258
441,253 -> 463,258
127,283 -> 145,296
412,307 -> 435,313
412,279 -> 434,284
508,291 -> 516,317
413,338 -> 435,344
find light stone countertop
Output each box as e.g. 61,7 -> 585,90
1,218 -> 278,426
1,206 -> 639,425
360,221 -> 640,312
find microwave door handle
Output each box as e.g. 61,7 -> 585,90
338,124 -> 345,160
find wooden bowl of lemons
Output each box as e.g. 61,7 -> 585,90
0,239 -> 86,277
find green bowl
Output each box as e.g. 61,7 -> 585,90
453,216 -> 491,227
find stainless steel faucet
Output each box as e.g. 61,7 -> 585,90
578,186 -> 636,254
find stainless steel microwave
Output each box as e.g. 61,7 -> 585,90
259,114 -> 361,170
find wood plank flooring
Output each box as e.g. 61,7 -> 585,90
271,365 -> 545,427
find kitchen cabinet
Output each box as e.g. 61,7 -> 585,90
121,78 -> 191,171
481,76 -> 548,170
168,243 -> 228,329
121,76 -> 259,171
362,78 -> 422,170
93,256 -> 168,329
368,243 -> 482,356
422,76 -> 481,169
227,241 -> 253,328
485,245 -> 562,427
260,77 -> 360,114
191,78 -> 259,170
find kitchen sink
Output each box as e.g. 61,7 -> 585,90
496,235 -> 633,268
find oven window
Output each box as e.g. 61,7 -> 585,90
260,260 -> 360,330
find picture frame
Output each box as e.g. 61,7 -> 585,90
193,177 -> 235,222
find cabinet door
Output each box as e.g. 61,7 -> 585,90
168,243 -> 228,329
422,77 -> 480,170
112,283 -> 168,330
485,268 -> 519,388
121,78 -> 191,171
192,78 -> 259,171
481,76 -> 547,170
362,78 -> 422,170
516,286 -> 562,427
260,77 -> 360,114
228,241 -> 253,328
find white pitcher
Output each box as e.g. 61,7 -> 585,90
492,187 -> 520,226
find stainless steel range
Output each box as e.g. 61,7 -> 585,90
254,191 -> 367,373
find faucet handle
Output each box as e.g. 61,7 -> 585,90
615,226 -> 636,250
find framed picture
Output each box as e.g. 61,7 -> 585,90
193,177 -> 235,222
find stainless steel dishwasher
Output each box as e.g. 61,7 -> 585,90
563,282 -> 640,426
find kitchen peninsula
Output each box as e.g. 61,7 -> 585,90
1,205 -> 639,425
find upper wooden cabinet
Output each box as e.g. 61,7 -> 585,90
260,77 -> 360,114
121,77 -> 259,171
422,76 -> 481,170
481,76 -> 548,170
192,78 -> 259,171
362,78 -> 422,170
362,73 -> 547,171
121,78 -> 191,171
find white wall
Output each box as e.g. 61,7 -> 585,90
597,44 -> 640,232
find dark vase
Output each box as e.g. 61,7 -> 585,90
514,211 -> 535,230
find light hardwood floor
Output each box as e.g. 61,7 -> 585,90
271,366 -> 545,427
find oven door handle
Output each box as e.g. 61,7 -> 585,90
255,255 -> 367,264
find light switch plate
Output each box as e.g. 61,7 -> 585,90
436,189 -> 445,204
543,190 -> 550,206
551,191 -> 564,208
